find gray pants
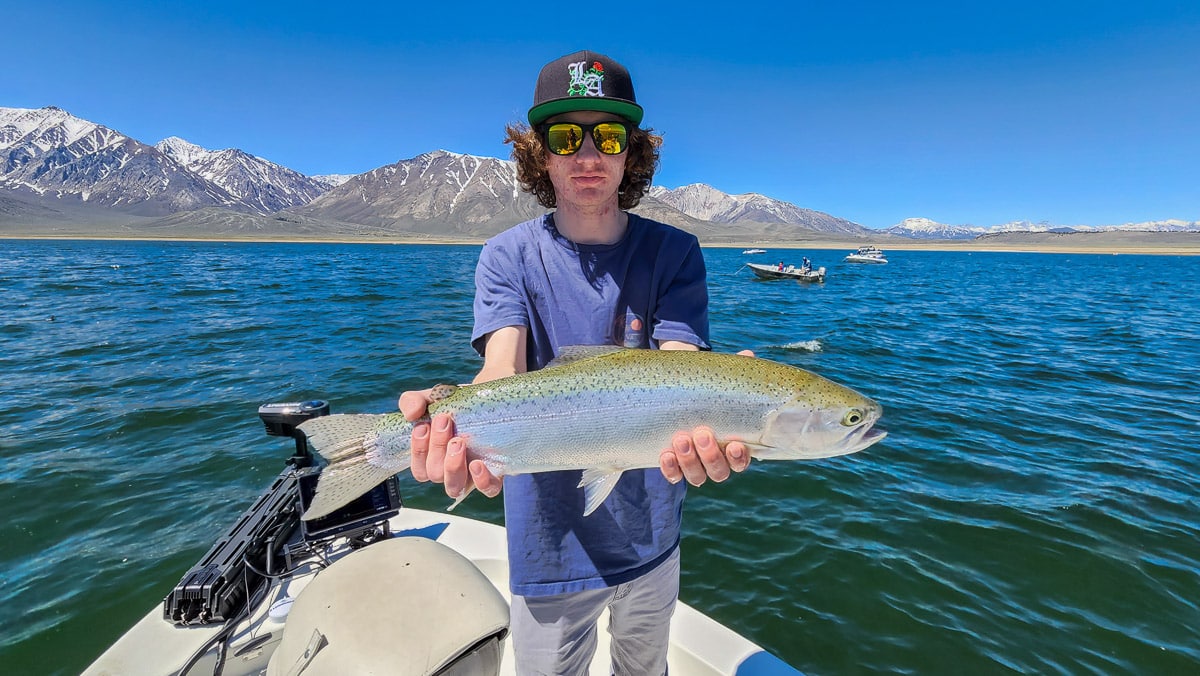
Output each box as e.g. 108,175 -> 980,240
509,547 -> 681,676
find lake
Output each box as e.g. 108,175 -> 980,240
1,239 -> 1197,674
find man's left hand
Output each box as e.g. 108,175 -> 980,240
660,426 -> 751,486
656,347 -> 755,485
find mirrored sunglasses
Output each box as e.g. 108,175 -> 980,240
539,121 -> 630,156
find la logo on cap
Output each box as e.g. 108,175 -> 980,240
528,50 -> 643,125
567,61 -> 605,97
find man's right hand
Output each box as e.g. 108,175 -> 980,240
398,389 -> 503,500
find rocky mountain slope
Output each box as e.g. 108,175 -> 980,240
4,105 -> 1196,242
290,150 -> 541,237
0,106 -> 879,241
650,184 -> 868,235
1,106 -> 330,218
1,106 -> 242,216
155,136 -> 328,213
288,150 -> 756,241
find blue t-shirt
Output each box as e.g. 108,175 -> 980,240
471,213 -> 710,596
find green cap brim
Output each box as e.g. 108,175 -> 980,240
528,98 -> 644,126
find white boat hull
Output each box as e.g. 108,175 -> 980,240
85,507 -> 797,676
746,262 -> 826,282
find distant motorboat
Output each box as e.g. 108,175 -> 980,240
742,248 -> 768,254
746,262 -> 826,282
844,246 -> 888,264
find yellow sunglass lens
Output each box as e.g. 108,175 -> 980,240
593,123 -> 627,154
547,125 -> 583,155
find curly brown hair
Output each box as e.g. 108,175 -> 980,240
503,123 -> 663,210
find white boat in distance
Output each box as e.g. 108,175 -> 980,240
85,402 -> 802,676
742,248 -> 768,254
746,262 -> 826,282
844,246 -> 888,264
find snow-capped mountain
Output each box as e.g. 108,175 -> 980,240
1088,219 -> 1200,233
889,218 -> 1091,239
886,216 -> 1200,239
884,218 -> 985,239
7,105 -> 1193,241
154,136 -> 328,214
292,151 -> 746,240
154,136 -> 211,167
0,106 -> 242,215
1,107 -> 843,239
292,150 -> 544,236
311,174 -> 355,189
649,183 -> 868,235
887,217 -> 1080,239
0,106 -> 334,217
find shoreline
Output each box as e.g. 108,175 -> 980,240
3,233 -> 1198,255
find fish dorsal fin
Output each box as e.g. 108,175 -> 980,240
428,383 -> 459,403
548,345 -> 626,368
577,468 -> 626,516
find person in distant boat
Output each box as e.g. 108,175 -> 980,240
778,261 -> 785,271
397,50 -> 750,675
801,256 -> 811,272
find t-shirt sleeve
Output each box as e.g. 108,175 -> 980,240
472,237 -> 529,357
651,235 -> 711,349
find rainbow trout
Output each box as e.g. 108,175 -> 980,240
298,347 -> 886,520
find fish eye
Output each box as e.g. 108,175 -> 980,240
842,408 -> 864,426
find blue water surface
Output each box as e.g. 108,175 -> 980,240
1,240 -> 1197,674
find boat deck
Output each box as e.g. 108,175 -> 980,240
85,508 -> 796,675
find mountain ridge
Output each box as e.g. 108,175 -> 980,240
885,216 -> 1200,239
3,105 -> 1197,240
154,136 -> 328,214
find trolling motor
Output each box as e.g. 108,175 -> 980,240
163,403 -> 329,626
161,403 -> 329,626
257,400 -> 331,467
163,399 -> 400,627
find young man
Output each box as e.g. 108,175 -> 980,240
399,50 -> 749,675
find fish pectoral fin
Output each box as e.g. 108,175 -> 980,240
446,484 -> 476,512
578,468 -> 625,517
428,384 -> 459,403
738,442 -> 773,459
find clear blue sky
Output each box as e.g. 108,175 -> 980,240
5,1 -> 1198,229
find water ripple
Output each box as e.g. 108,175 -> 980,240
1,242 -> 1198,673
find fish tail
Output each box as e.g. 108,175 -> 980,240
298,414 -> 412,520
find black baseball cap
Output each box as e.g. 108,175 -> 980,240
527,50 -> 644,127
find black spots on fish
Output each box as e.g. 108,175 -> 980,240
430,384 -> 459,403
